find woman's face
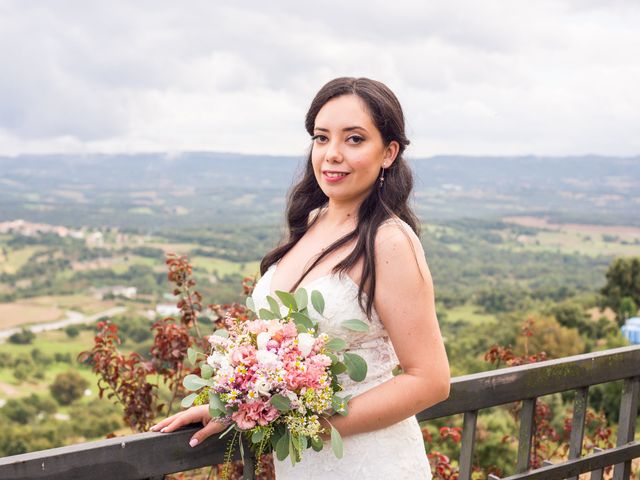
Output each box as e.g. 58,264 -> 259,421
311,94 -> 398,206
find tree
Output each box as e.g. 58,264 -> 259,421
50,371 -> 89,405
8,328 -> 35,345
619,296 -> 638,322
515,315 -> 585,359
600,257 -> 640,326
65,326 -> 80,338
549,302 -> 594,337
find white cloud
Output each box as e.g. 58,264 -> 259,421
0,0 -> 638,156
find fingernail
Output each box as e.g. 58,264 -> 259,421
189,438 -> 199,448
149,425 -> 157,431
160,427 -> 167,433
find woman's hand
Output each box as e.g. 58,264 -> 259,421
150,405 -> 227,448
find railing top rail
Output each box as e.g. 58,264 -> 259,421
1,345 -> 639,480
417,344 -> 640,421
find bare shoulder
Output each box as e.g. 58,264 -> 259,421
375,217 -> 430,278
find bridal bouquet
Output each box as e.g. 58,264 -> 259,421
181,287 -> 369,474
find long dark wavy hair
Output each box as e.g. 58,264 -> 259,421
260,77 -> 420,319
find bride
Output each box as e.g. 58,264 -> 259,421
152,77 -> 450,479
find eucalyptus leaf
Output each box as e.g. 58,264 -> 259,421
341,319 -> 370,332
275,431 -> 290,461
330,425 -> 343,459
294,288 -> 308,310
245,296 -> 255,312
311,435 -> 324,452
270,394 -> 292,412
209,406 -> 225,418
259,308 -> 276,320
311,290 -> 325,315
267,296 -> 282,318
251,429 -> 265,444
183,374 -> 210,391
325,338 -> 347,351
200,364 -> 214,379
330,361 -> 346,376
187,347 -> 197,366
180,392 -> 197,408
239,432 -> 245,462
209,391 -> 228,413
289,434 -> 296,465
291,312 -> 314,331
343,352 -> 368,382
276,290 -> 298,311
212,328 -> 229,338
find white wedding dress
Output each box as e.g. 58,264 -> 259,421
251,261 -> 433,479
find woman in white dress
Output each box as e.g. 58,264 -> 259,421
152,77 -> 450,479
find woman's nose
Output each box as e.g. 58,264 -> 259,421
325,140 -> 343,163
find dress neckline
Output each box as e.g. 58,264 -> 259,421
266,262 -> 361,299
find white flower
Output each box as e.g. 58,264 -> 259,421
207,352 -> 225,368
254,377 -> 272,396
297,332 -> 316,358
256,349 -> 279,367
285,390 -> 299,406
218,357 -> 233,377
257,332 -> 271,351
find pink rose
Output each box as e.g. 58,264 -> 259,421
230,345 -> 256,366
231,400 -> 280,430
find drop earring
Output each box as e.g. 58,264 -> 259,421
379,162 -> 386,187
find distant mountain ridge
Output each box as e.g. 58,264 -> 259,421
1,153 -> 638,229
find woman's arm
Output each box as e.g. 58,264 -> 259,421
320,222 -> 450,438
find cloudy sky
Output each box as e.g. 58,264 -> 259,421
0,0 -> 638,157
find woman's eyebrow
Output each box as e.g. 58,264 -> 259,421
314,126 -> 369,133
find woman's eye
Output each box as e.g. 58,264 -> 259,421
348,135 -> 364,144
311,135 -> 328,143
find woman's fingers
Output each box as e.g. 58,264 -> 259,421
189,420 -> 226,448
149,412 -> 181,431
150,405 -> 209,433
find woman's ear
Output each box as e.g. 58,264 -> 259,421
383,140 -> 400,167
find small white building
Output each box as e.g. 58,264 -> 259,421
86,231 -> 104,247
621,317 -> 640,345
156,303 -> 181,317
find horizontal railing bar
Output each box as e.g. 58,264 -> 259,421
0,426 -> 229,480
417,345 -> 640,421
500,442 -> 640,480
1,346 -> 639,480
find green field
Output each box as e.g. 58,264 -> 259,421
508,230 -> 640,257
191,256 -> 261,277
0,246 -> 47,273
444,303 -> 497,326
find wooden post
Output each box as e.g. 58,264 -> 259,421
516,398 -> 536,473
459,410 -> 478,480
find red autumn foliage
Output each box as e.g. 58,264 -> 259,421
79,253 -> 267,477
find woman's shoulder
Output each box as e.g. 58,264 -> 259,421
377,216 -> 421,247
375,216 -> 429,275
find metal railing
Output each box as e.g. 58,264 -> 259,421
1,345 -> 639,480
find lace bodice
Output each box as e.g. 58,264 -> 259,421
251,263 -> 400,397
